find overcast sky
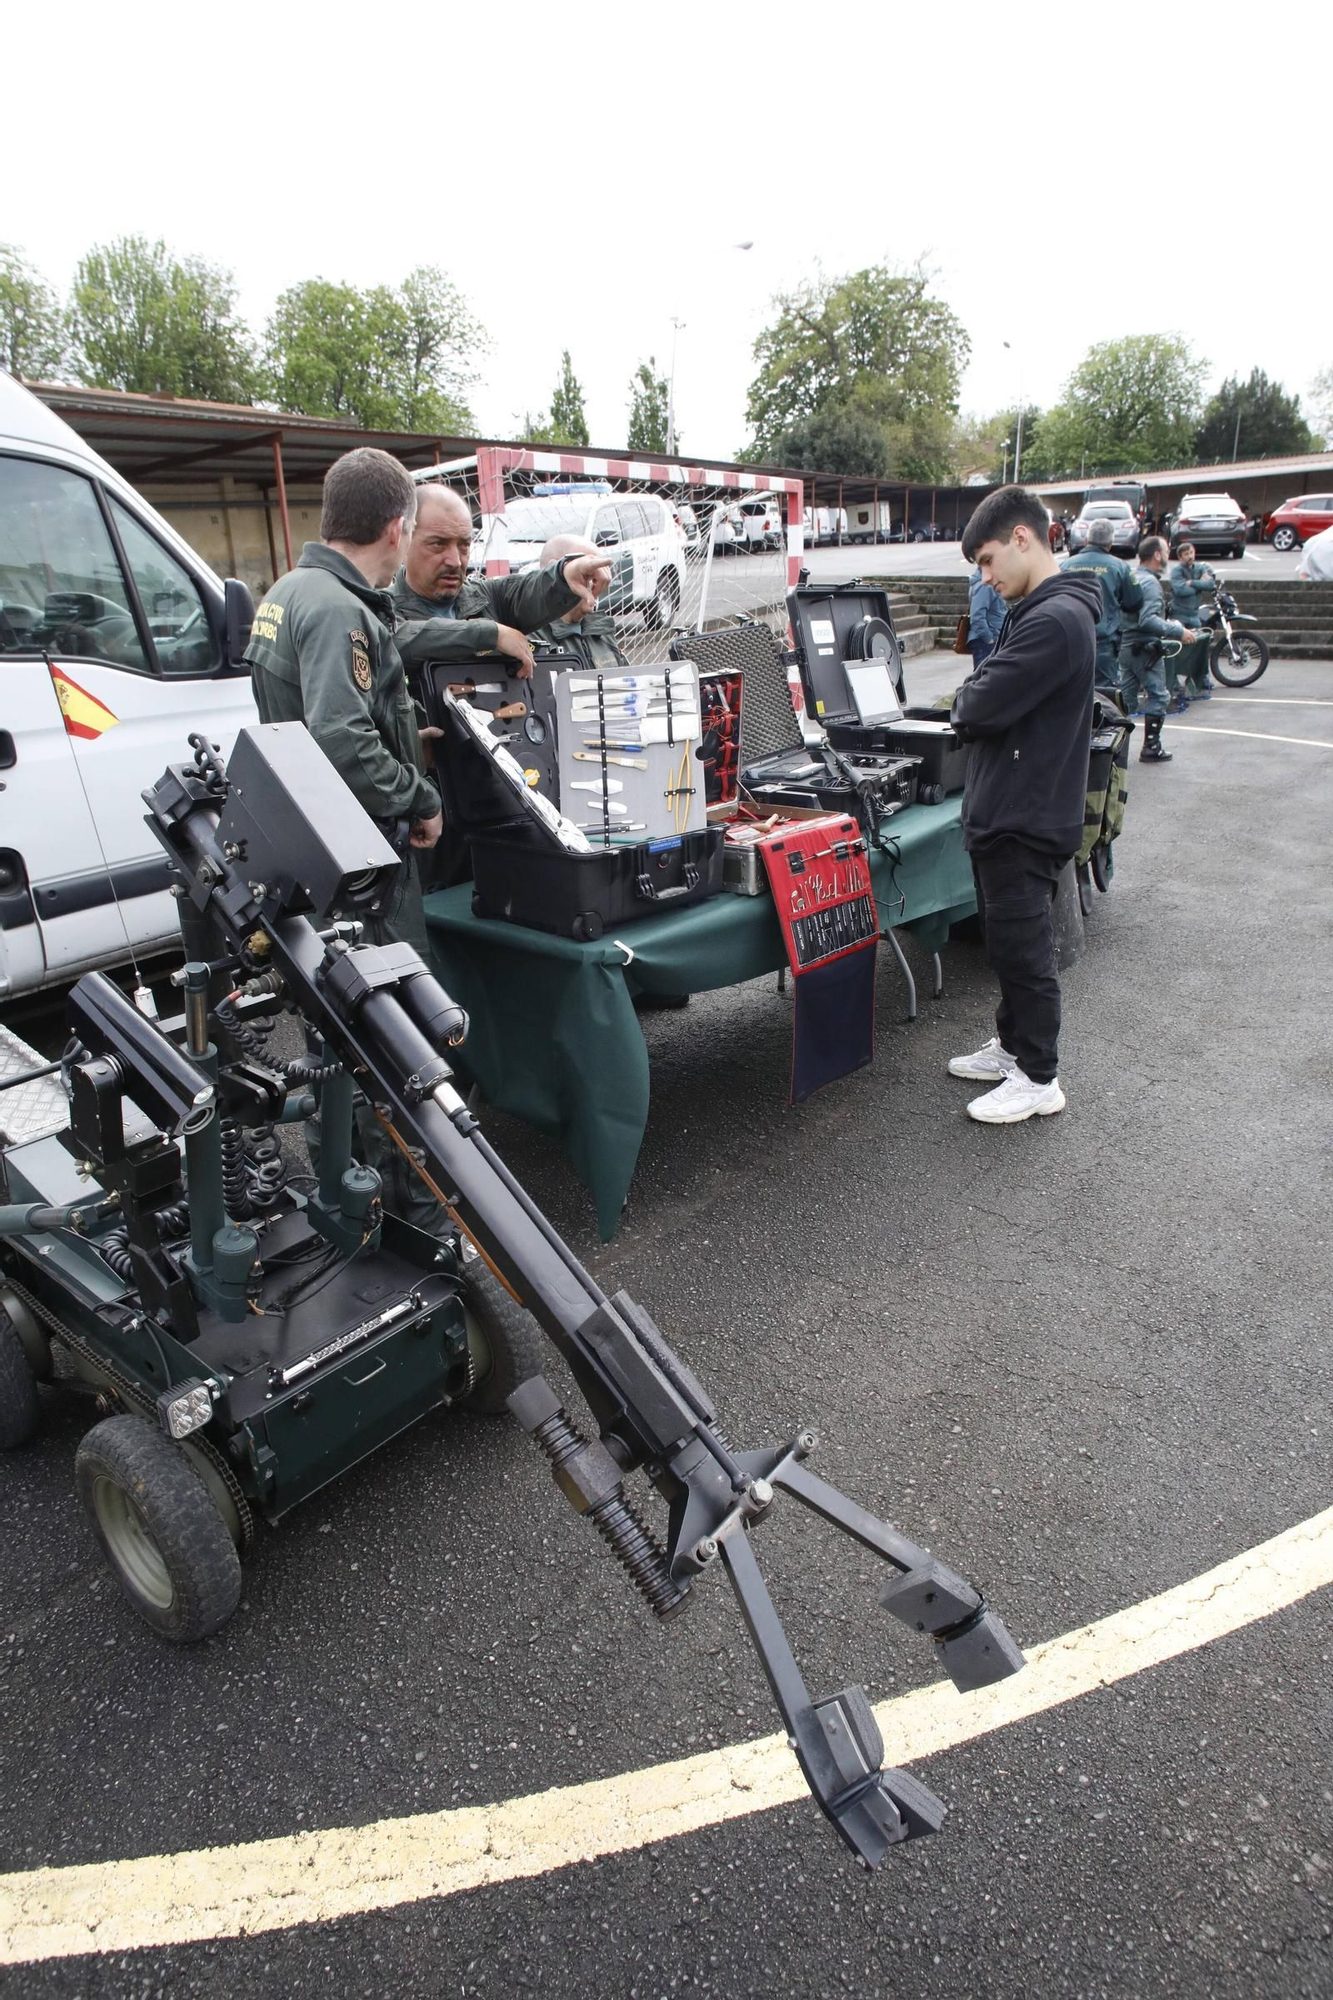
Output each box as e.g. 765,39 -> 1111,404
7,2 -> 1328,459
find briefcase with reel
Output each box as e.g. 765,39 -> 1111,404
784,582 -> 967,804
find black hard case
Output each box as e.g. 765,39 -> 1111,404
422,664 -> 722,940
469,819 -> 722,942
785,582 -> 968,799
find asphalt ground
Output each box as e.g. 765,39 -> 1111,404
2,660 -> 1331,1995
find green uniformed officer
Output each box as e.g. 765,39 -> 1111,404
391,484 -> 610,682
1061,517 -> 1140,691
525,533 -> 626,673
245,447 -> 443,1227
1119,537 -> 1205,764
1165,542 -> 1218,702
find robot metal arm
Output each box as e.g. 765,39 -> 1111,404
142,724 -> 1023,1867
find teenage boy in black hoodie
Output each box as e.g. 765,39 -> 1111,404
948,486 -> 1102,1124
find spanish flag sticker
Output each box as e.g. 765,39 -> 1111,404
50,667 -> 120,741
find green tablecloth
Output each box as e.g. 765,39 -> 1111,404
424,799 -> 975,1239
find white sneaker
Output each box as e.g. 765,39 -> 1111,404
948,1036 -> 1017,1082
966,1069 -> 1066,1124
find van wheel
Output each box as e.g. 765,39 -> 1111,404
461,1266 -> 545,1414
0,1307 -> 41,1449
75,1416 -> 242,1641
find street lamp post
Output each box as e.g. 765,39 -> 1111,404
1002,438 -> 1013,485
1004,339 -> 1025,485
666,317 -> 685,457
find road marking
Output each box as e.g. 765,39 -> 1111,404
1,1506 -> 1330,1966
1214,698 -> 1333,707
1163,724 -> 1333,750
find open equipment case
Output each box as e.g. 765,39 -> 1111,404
420,656 -> 721,943
671,619 -> 921,841
785,582 -> 969,804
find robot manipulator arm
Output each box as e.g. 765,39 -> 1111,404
142,722 -> 1026,1868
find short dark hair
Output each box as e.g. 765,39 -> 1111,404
321,448 -> 416,546
1139,535 -> 1168,564
961,485 -> 1051,562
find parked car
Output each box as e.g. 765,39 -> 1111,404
1169,493 -> 1248,559
1265,493 -> 1333,553
1067,500 -> 1141,555
0,370 -> 255,1003
1086,480 -> 1150,529
733,497 -> 783,553
495,489 -> 686,626
803,506 -> 847,546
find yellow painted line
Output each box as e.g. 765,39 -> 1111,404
1163,724 -> 1333,750
2,1504 -> 1331,1965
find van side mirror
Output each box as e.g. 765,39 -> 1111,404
223,578 -> 254,667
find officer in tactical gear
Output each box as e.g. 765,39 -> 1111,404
245,447 -> 440,953
1119,537 -> 1204,763
1061,517 -> 1140,691
245,447 -> 444,1229
1165,542 -> 1218,703
391,484 -> 611,683
526,533 -> 625,673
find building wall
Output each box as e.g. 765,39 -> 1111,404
140,477 -> 324,594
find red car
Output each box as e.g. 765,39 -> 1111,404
1265,493 -> 1333,552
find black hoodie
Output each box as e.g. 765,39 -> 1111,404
950,569 -> 1100,856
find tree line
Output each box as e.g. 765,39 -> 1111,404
0,237 -> 674,451
3,237 -> 1328,478
744,261 -> 1331,483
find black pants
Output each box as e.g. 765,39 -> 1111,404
970,838 -> 1066,1085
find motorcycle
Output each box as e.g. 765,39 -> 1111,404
1200,587 -> 1269,688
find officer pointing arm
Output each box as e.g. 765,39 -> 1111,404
391,486 -> 612,680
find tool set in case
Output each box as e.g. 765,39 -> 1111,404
785,582 -> 968,804
426,675 -> 722,943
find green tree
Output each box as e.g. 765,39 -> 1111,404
742,262 -> 969,480
549,350 -> 590,446
1194,368 -> 1313,462
627,357 -> 670,453
0,244 -> 66,381
380,266 -> 482,432
68,237 -> 257,400
264,272 -> 481,432
1031,334 -> 1206,479
772,405 -> 892,478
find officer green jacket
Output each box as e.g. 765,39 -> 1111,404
245,543 -> 438,826
1119,566 -> 1187,656
391,561 -> 581,673
1061,547 -> 1140,654
1166,558 -> 1217,626
526,606 -> 627,676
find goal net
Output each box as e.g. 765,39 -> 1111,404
411,446 -> 803,671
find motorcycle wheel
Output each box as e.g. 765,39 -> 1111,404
1209,631 -> 1269,688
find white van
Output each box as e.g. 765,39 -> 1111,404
0,371 -> 256,1001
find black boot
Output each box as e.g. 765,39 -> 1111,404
1139,714 -> 1172,763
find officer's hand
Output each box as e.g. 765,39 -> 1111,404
563,553 -> 615,614
410,811 -> 444,850
1183,629 -> 1204,644
493,625 -> 535,679
418,723 -> 443,766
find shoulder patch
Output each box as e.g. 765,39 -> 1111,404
350,630 -> 372,692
